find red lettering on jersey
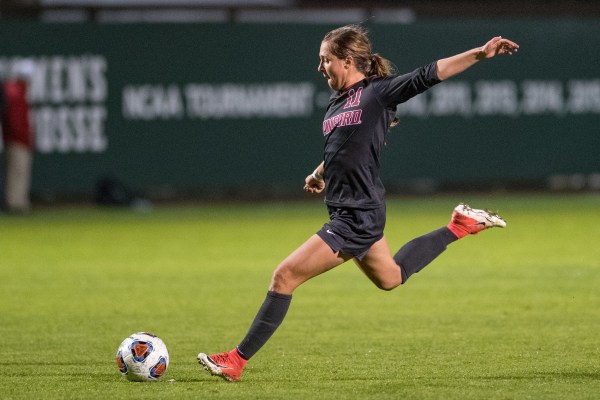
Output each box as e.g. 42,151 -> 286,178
351,87 -> 363,107
344,89 -> 355,109
322,119 -> 334,134
322,109 -> 363,136
343,87 -> 363,109
341,111 -> 353,126
351,109 -> 362,124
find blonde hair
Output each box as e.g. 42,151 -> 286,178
322,24 -> 395,77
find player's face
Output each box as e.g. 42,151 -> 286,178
317,41 -> 349,91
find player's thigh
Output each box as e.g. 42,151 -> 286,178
270,234 -> 350,293
354,235 -> 402,290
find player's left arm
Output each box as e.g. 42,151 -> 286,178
436,36 -> 519,81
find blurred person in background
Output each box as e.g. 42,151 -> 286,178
1,59 -> 36,214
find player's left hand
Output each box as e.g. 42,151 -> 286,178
480,36 -> 519,58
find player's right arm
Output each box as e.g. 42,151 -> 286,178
304,161 -> 325,194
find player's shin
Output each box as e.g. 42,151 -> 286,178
236,291 -> 292,360
393,227 -> 457,283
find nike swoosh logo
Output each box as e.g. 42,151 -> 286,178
208,357 -> 233,370
470,221 -> 487,226
326,229 -> 335,235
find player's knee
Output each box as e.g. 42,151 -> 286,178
375,281 -> 400,291
373,275 -> 402,291
269,262 -> 297,293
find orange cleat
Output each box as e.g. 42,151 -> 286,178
447,203 -> 506,239
198,349 -> 247,382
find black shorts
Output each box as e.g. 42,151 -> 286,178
316,204 -> 386,260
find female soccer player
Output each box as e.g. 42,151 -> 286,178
198,25 -> 518,381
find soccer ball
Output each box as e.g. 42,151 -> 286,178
116,332 -> 169,382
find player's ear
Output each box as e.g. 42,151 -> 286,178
344,56 -> 353,68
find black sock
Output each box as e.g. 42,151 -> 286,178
393,227 -> 457,284
236,291 -> 292,360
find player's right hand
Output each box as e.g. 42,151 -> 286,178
304,175 -> 325,194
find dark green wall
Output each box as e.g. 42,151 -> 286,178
1,20 -> 598,198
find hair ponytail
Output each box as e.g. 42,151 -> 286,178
369,53 -> 395,77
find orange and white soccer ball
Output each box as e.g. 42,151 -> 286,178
116,332 -> 169,382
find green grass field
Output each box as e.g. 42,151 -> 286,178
1,194 -> 599,399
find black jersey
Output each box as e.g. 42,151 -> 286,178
321,61 -> 441,209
